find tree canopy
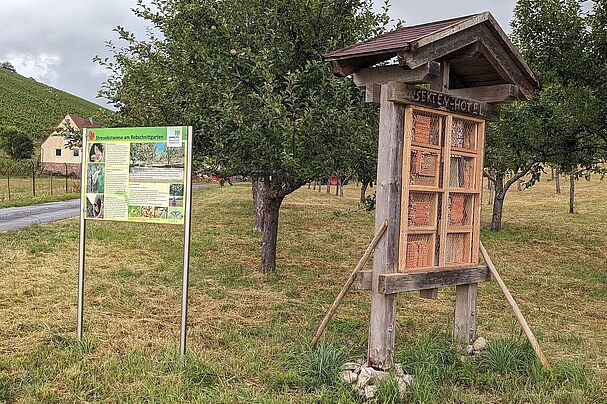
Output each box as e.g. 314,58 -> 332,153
484,0 -> 607,229
98,0 -> 390,272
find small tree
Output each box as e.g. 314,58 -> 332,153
0,126 -> 33,160
0,62 -> 17,73
485,102 -> 544,231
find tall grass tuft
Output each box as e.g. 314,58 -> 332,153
293,341 -> 347,391
0,377 -> 10,402
373,375 -> 403,404
478,336 -> 536,376
395,328 -> 475,403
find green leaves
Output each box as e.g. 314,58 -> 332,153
98,0 -> 389,192
0,125 -> 33,160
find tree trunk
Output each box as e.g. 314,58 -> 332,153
488,178 -> 494,205
491,176 -> 506,231
360,182 -> 368,203
516,178 -> 522,191
569,175 -> 575,214
335,177 -> 339,196
326,182 -> 330,194
260,195 -> 283,273
550,166 -> 555,181
555,167 -> 561,194
339,177 -> 344,197
252,177 -> 265,232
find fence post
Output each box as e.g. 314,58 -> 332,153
50,172 -> 53,196
32,160 -> 36,197
7,170 -> 10,201
65,163 -> 68,193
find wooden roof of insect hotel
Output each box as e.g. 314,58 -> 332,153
325,12 -> 539,103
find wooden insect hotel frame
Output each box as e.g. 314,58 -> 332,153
326,12 -> 539,369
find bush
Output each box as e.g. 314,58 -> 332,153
0,126 -> 33,160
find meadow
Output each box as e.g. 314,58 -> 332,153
0,177 -> 605,403
0,175 -> 79,208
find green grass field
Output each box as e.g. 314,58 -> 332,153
0,178 -> 605,402
0,175 -> 79,208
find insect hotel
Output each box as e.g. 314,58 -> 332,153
325,13 -> 539,370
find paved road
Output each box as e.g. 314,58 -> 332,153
0,183 -> 215,232
0,199 -> 81,232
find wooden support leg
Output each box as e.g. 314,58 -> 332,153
420,289 -> 438,299
368,84 -> 404,370
453,283 -> 477,348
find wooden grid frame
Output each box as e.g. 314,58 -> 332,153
399,106 -> 485,273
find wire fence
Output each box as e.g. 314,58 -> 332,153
0,159 -> 80,202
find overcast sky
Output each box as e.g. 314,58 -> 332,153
0,1 -> 519,108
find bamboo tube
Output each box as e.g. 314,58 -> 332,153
480,242 -> 551,368
311,220 -> 388,347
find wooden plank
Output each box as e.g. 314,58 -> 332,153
412,13 -> 489,51
365,83 -> 382,104
379,266 -> 490,294
482,13 -> 539,88
480,242 -> 551,368
420,61 -> 450,299
398,107 -> 413,272
471,121 -> 486,263
353,62 -> 440,87
387,82 -> 500,121
367,84 -> 404,370
399,26 -> 481,70
478,25 -> 534,100
448,84 -> 520,104
439,115 -> 453,267
357,270 -> 373,290
311,220 -> 388,347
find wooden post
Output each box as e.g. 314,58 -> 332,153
368,83 -> 404,370
32,160 -> 36,197
453,283 -> 478,347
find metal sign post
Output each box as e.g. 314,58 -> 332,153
76,129 -> 87,339
179,126 -> 193,357
76,126 -> 194,357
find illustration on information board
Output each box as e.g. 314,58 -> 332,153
83,126 -> 188,224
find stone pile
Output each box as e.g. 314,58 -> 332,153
339,362 -> 413,399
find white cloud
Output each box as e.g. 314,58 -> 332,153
6,53 -> 61,86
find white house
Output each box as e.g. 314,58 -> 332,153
40,114 -> 101,176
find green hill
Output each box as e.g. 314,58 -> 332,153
0,67 -> 112,140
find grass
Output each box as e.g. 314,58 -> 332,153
0,177 -> 606,402
0,175 -> 79,208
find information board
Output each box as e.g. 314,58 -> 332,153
82,126 -> 189,224
77,125 -> 194,357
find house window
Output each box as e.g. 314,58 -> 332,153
55,148 -> 62,157
73,149 -> 80,157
